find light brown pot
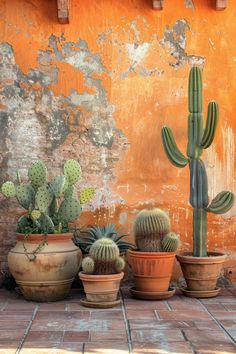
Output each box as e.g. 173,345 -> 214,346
79,271 -> 124,303
177,252 -> 226,291
8,233 -> 82,302
128,250 -> 176,292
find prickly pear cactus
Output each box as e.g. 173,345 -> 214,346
28,160 -> 47,188
1,181 -> 16,198
64,160 -> 82,185
1,158 -> 96,236
161,67 -> 235,257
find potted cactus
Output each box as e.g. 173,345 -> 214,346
79,238 -> 125,308
1,159 -> 95,302
161,66 -> 234,298
128,208 -> 180,300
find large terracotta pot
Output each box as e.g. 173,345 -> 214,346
8,233 -> 82,302
79,271 -> 124,303
177,252 -> 226,291
128,250 -> 176,292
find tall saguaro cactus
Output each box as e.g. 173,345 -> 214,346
161,67 -> 234,257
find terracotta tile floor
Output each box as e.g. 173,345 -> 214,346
0,287 -> 236,354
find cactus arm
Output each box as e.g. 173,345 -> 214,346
206,191 -> 234,214
201,102 -> 219,149
193,208 -> 207,257
161,127 -> 188,168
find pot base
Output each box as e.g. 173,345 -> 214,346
129,287 -> 176,300
180,287 -> 220,298
80,298 -> 121,308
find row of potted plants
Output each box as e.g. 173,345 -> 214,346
1,66 -> 234,307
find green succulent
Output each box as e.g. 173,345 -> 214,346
73,224 -> 134,254
1,159 -> 96,235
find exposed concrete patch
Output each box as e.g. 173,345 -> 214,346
160,19 -> 205,68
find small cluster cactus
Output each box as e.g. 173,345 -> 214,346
161,66 -> 235,257
133,208 -> 180,252
1,159 -> 95,234
82,238 -> 125,275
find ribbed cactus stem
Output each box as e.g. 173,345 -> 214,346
193,209 -> 207,257
162,232 -> 180,252
89,238 -> 122,275
134,208 -> 171,252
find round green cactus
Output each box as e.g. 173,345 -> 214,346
89,238 -> 123,274
28,160 -> 47,188
1,181 -> 16,198
134,208 -> 171,252
82,256 -> 95,274
162,232 -> 180,252
64,160 -> 82,186
114,257 -> 125,273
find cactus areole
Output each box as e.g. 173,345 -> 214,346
161,67 -> 234,257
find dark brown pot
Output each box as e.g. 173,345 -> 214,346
177,252 -> 226,291
128,250 -> 176,292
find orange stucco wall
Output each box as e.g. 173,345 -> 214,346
0,0 -> 235,283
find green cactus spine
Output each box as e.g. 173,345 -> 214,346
134,208 -> 171,252
83,238 -> 125,275
161,66 -> 234,257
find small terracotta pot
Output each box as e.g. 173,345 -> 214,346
177,252 -> 226,291
79,272 -> 124,303
128,250 -> 176,292
8,233 -> 82,302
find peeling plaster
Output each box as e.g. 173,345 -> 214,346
160,19 -> 205,68
0,36 -> 128,207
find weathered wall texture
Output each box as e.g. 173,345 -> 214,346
0,0 -> 235,283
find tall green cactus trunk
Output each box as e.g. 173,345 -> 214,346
193,209 -> 207,257
161,66 -> 234,257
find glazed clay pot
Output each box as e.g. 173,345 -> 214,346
177,252 -> 226,291
128,250 -> 176,292
8,233 -> 82,302
79,271 -> 124,303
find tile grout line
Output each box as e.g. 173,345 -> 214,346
15,305 -> 39,354
197,298 -> 236,345
119,290 -> 133,354
181,329 -> 198,354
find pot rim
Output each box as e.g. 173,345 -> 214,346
16,233 -> 74,242
79,271 -> 124,282
128,249 -> 176,258
176,252 -> 226,264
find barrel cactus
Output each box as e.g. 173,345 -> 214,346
161,66 -> 234,257
82,238 -> 125,275
133,208 -> 179,252
1,159 -> 96,235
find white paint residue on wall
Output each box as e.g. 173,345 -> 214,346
205,125 -> 236,218
126,43 -> 150,69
